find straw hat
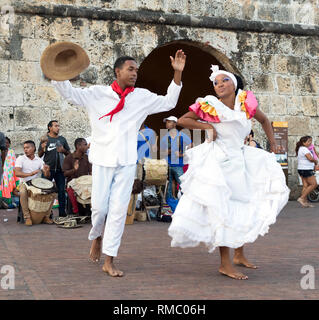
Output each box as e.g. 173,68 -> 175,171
40,41 -> 90,81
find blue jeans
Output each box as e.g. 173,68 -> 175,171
48,169 -> 66,217
167,166 -> 184,199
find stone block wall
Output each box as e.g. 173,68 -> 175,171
0,0 -> 319,198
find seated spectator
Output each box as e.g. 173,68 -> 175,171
0,137 -> 20,208
14,140 -> 51,226
63,138 -> 92,215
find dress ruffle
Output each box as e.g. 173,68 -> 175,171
168,142 -> 290,253
189,90 -> 258,123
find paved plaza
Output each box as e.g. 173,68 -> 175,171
0,201 -> 318,300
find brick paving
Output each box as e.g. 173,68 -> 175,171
0,201 -> 318,300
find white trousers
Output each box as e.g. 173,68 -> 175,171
88,164 -> 136,257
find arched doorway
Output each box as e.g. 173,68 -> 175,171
135,40 -> 240,136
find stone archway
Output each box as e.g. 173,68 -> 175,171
135,40 -> 240,136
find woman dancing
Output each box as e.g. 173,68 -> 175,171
168,65 -> 290,280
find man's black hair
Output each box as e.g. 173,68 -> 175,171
23,140 -> 36,151
47,120 -> 58,133
250,130 -> 254,137
234,74 -> 244,95
113,56 -> 136,77
74,138 -> 86,149
5,137 -> 11,144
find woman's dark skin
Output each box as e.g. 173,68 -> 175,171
177,73 -> 278,280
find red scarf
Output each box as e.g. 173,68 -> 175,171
99,81 -> 135,122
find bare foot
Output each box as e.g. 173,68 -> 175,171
233,256 -> 258,269
305,201 -> 314,208
89,237 -> 101,263
102,262 -> 124,277
297,197 -> 309,208
219,265 -> 248,280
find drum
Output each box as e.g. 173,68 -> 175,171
137,158 -> 168,186
67,175 -> 92,203
26,178 -> 57,223
31,177 -> 53,191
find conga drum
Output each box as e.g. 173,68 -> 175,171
27,178 -> 57,224
140,158 -> 168,186
67,175 -> 92,205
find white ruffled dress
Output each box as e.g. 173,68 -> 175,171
168,92 -> 290,252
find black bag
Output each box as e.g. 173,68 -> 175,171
144,194 -> 160,206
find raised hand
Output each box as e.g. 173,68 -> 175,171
170,49 -> 186,72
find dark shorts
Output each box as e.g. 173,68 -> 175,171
298,169 -> 315,178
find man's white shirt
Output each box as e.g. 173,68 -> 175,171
51,80 -> 182,167
15,155 -> 44,182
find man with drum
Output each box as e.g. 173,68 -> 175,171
14,140 -> 52,226
63,138 -> 92,215
48,43 -> 186,276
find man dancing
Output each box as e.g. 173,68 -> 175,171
51,50 -> 186,276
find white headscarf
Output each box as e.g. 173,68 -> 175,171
209,65 -> 237,90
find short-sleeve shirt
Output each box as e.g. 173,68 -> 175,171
160,131 -> 192,167
62,152 -> 92,183
15,155 -> 44,182
137,126 -> 156,161
38,135 -> 70,171
298,146 -> 314,170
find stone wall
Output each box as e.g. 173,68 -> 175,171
0,0 -> 319,198
7,0 -> 319,25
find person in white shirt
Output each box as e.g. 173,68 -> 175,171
15,140 -> 51,226
296,136 -> 318,208
51,50 -> 186,277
